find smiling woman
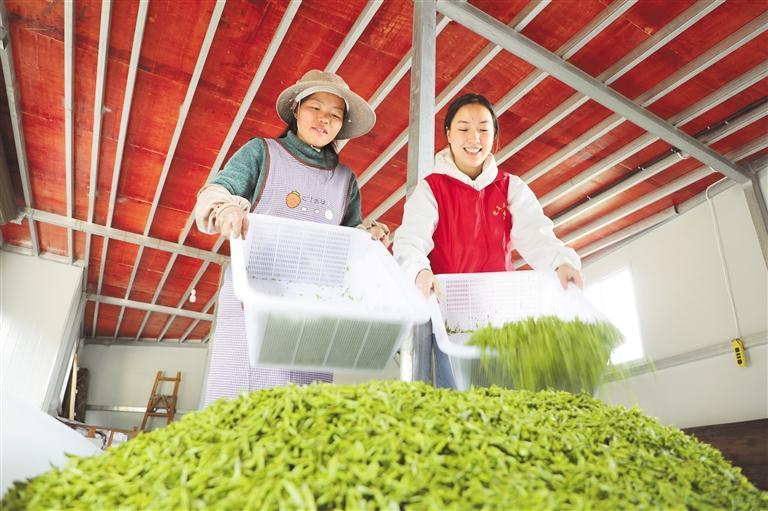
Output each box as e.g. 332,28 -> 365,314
192,70 -> 392,405
394,93 -> 585,389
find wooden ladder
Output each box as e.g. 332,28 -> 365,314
140,371 -> 181,432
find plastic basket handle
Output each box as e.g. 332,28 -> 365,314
229,231 -> 249,302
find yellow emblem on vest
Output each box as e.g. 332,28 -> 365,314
285,190 -> 301,208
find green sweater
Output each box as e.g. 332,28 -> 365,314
211,131 -> 362,227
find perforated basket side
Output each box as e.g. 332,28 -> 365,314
247,219 -> 350,287
440,271 -> 552,330
254,312 -> 403,371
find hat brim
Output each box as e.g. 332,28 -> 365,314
276,80 -> 376,140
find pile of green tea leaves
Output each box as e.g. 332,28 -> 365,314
4,382 -> 765,510
467,316 -> 624,393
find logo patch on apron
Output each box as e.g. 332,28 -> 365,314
285,190 -> 301,208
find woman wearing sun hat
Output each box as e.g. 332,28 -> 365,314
195,70 -> 388,405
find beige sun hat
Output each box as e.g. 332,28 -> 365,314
276,69 -> 376,140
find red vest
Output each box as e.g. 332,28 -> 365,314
425,172 -> 514,275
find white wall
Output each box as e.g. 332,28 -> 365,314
0,252 -> 82,412
588,185 -> 768,428
79,344 -> 208,430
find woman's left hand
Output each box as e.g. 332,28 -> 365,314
358,220 -> 391,248
556,263 -> 584,289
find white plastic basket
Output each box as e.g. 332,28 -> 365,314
431,270 -> 606,390
229,214 -> 430,372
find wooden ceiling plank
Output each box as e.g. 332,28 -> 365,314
83,0 -> 113,292
92,0 -> 149,339
325,0 -> 384,73
553,103 -> 768,229
64,0 -> 74,263
437,0 -> 753,183
175,1 -> 302,246
357,0 -> 550,188
364,0 -> 637,220
1,3 -> 39,254
539,65 -> 768,208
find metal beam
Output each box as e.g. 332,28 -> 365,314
490,0 -> 726,175
325,0 -> 382,73
112,1 -> 224,338
578,206 -> 677,260
0,243 -> 86,266
92,0 -> 149,338
83,0 -> 112,291
157,237 -> 224,341
112,245 -> 144,338
85,340 -> 207,349
142,1 -> 224,239
126,1 -> 301,342
179,296 -> 217,343
437,0 -> 755,183
174,0 -> 301,247
64,0 -> 74,263
538,66 -> 767,209
552,100 -> 768,229
522,64 -> 766,184
357,1 -> 549,188
0,1 -> 39,254
601,1 -> 724,86
86,294 -> 215,321
24,208 -> 228,264
362,0 -> 639,219
134,253 -> 178,340
560,138 -> 768,247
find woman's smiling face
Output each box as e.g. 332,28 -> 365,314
446,103 -> 495,178
295,92 -> 345,147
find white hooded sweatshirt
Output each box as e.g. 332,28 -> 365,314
393,147 -> 581,284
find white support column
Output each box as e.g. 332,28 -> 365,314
64,0 -> 75,263
401,0 -> 436,383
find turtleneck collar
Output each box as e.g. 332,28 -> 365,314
432,147 -> 499,190
278,130 -> 339,170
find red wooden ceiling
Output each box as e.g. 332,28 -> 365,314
1,0 -> 766,344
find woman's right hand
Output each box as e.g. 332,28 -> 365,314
217,207 -> 249,239
415,269 -> 439,298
